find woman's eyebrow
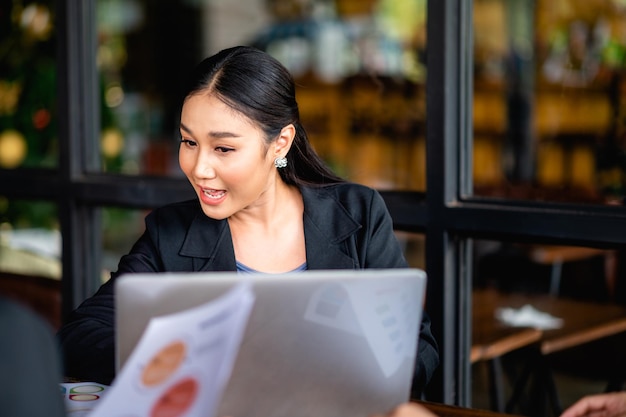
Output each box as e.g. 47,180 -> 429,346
179,122 -> 240,139
208,130 -> 241,139
179,122 -> 192,134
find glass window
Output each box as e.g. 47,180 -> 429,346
472,0 -> 626,204
472,238 -> 624,413
0,197 -> 60,279
0,1 -> 58,169
396,231 -> 425,269
0,197 -> 60,329
474,240 -> 618,300
95,0 -> 428,190
100,206 -> 146,282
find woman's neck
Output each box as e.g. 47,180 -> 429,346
228,181 -> 301,232
228,182 -> 306,273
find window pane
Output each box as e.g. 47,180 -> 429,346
472,238 -> 624,413
0,197 -> 61,329
473,0 -> 626,204
396,231 -> 425,269
96,0 -> 427,190
0,1 -> 58,169
0,198 -> 60,278
101,206 -> 146,282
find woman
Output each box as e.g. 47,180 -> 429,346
57,46 -> 439,397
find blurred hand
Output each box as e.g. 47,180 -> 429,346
371,402 -> 437,417
560,392 -> 626,417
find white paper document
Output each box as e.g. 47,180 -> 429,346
87,281 -> 254,417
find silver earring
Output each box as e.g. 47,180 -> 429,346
274,157 -> 287,169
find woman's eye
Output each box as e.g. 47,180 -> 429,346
180,139 -> 197,147
216,146 -> 234,153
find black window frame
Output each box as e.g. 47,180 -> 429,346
0,0 -> 625,406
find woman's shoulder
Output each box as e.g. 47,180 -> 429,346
305,182 -> 378,198
302,183 -> 387,215
304,182 -> 383,205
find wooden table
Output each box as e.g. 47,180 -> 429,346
472,288 -> 626,415
474,288 -> 626,356
471,312 -> 542,363
526,245 -> 614,296
469,324 -> 541,410
419,400 -> 525,417
472,290 -> 543,412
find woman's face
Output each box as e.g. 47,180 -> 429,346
179,93 -> 281,220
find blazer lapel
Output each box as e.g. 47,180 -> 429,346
179,212 -> 237,271
176,186 -> 362,272
301,186 -> 361,270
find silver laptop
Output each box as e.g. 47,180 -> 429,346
115,268 -> 427,417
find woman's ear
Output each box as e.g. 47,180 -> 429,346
274,124 -> 296,158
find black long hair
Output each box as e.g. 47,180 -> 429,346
181,46 -> 344,186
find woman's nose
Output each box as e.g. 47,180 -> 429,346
193,154 -> 217,178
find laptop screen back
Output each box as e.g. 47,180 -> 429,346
115,268 -> 427,417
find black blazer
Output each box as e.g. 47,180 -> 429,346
58,183 -> 439,396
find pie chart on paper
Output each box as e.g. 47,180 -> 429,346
141,340 -> 187,387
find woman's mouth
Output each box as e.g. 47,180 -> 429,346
202,188 -> 226,199
199,187 -> 227,206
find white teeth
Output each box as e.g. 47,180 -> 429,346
202,189 -> 226,199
